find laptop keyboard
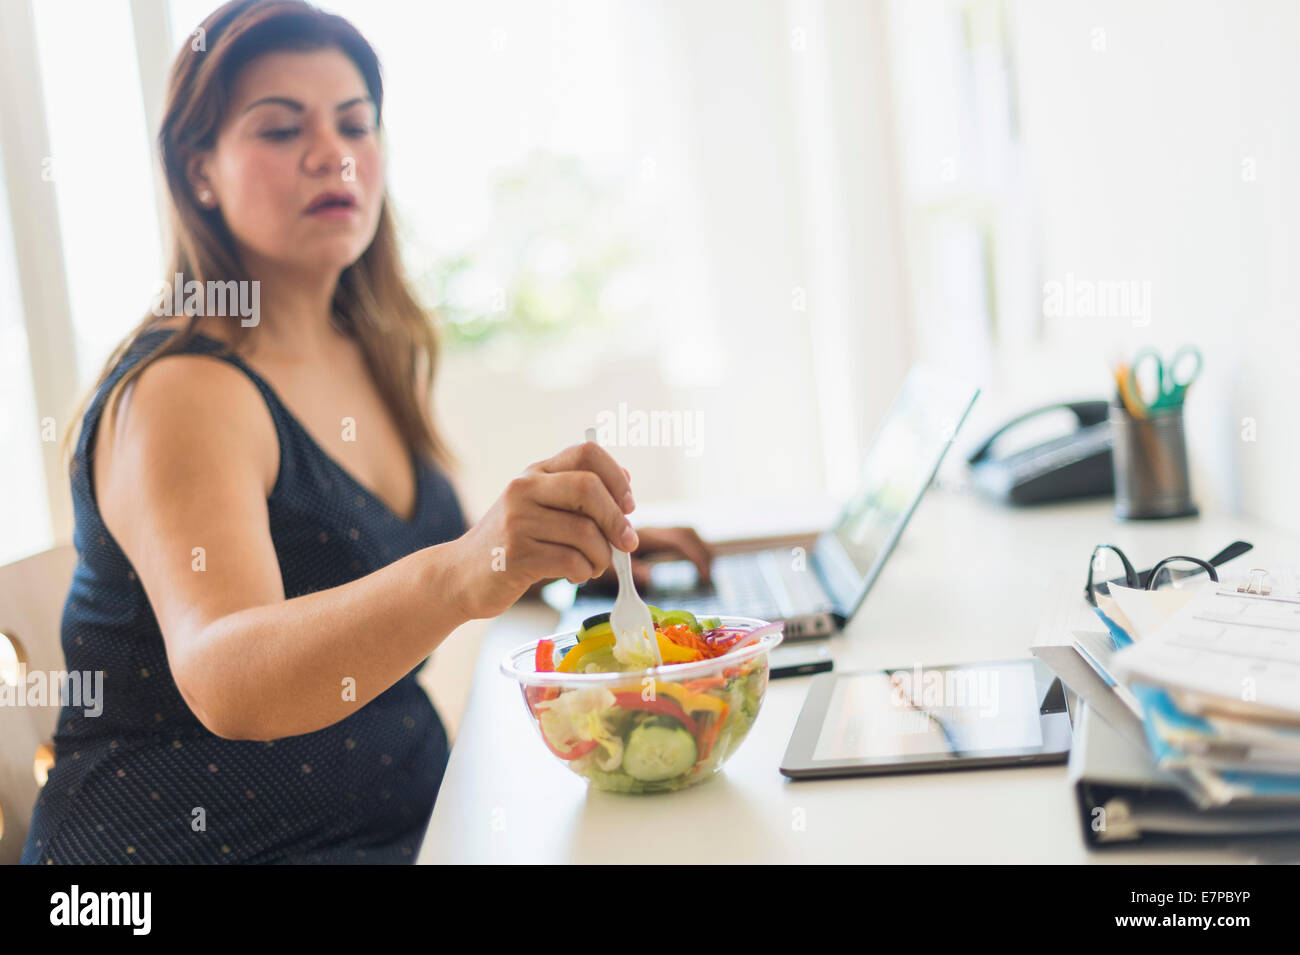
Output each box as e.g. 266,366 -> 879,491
774,553 -> 834,614
643,554 -> 792,621
714,554 -> 783,619
587,549 -> 834,625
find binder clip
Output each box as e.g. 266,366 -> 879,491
1237,568 -> 1272,596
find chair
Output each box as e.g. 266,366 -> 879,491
0,544 -> 77,864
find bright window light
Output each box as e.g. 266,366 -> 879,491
32,0 -> 164,387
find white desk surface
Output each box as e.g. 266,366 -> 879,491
418,488 -> 1297,864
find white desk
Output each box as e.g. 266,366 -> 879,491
418,488 -> 1296,864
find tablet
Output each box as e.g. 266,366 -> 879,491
780,658 -> 1073,779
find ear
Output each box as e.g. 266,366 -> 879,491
185,152 -> 218,208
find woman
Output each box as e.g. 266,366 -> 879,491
22,0 -> 712,864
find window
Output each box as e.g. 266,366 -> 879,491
32,0 -> 164,388
0,134 -> 53,565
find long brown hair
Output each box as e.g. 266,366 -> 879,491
65,0 -> 454,473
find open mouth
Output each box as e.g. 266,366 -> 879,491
304,192 -> 358,215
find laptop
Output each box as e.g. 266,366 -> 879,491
558,364 -> 980,639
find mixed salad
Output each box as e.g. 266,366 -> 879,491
522,608 -> 778,793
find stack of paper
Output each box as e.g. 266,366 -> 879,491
1103,578 -> 1300,809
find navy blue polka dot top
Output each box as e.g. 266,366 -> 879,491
22,328 -> 468,864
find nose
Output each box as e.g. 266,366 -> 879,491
301,120 -> 349,179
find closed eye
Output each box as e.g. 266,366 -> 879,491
260,125 -> 371,142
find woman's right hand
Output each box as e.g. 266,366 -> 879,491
450,441 -> 638,620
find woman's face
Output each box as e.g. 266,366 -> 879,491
192,48 -> 384,280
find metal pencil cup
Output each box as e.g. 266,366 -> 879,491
1109,402 -> 1197,520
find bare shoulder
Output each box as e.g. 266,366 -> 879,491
95,348 -> 278,504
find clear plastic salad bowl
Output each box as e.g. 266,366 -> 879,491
500,615 -> 783,793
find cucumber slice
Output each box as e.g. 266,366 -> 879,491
657,609 -> 701,633
573,645 -> 617,673
582,767 -> 649,793
581,612 -> 611,631
583,766 -> 702,793
622,724 -> 698,782
645,605 -> 666,624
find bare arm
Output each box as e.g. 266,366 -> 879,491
97,355 -> 473,741
99,355 -> 638,742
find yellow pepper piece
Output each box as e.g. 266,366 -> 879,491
555,631 -> 615,672
655,681 -> 726,717
562,628 -> 701,671
656,633 -> 703,664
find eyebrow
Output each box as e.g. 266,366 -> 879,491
240,95 -> 374,116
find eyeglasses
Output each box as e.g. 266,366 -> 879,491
1084,540 -> 1253,607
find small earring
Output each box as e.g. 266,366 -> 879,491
197,189 -> 213,205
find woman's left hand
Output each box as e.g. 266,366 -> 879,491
586,525 -> 715,593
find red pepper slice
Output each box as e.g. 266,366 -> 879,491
524,684 -> 561,717
524,639 -> 561,716
611,691 -> 699,737
539,732 -> 599,761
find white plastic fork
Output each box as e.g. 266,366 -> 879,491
585,427 -> 662,667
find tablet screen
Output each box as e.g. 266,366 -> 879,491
808,661 -> 1051,763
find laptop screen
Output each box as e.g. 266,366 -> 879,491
813,365 -> 979,617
